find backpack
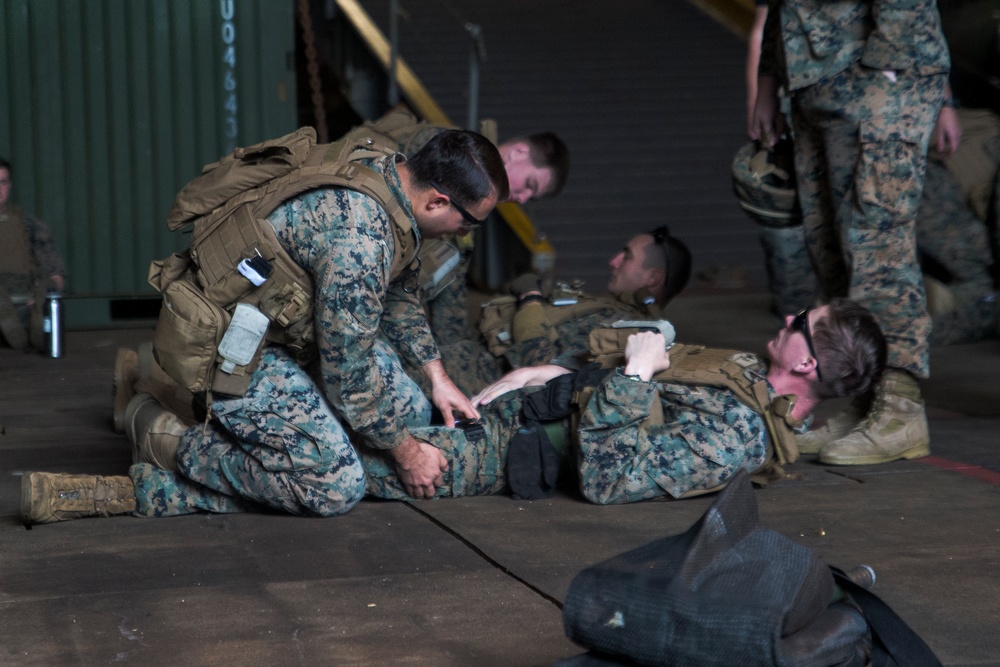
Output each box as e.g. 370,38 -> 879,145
149,127 -> 417,397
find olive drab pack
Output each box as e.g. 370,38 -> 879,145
579,327 -> 801,483
148,126 -> 420,397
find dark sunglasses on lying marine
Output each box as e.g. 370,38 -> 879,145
790,307 -> 824,382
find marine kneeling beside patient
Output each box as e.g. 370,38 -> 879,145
22,298 -> 885,524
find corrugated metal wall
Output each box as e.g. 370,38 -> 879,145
0,0 -> 296,327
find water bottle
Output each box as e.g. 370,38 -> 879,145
43,292 -> 63,358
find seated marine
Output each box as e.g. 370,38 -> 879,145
422,224 -> 693,399
362,298 -> 886,504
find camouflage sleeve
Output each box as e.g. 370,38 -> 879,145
274,188 -> 417,450
575,372 -> 768,504
23,213 -> 66,280
861,0 -> 947,72
382,282 -> 440,370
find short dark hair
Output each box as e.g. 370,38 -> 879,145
811,298 -> 887,398
644,226 -> 692,305
515,132 -> 569,197
0,158 -> 11,176
407,129 -> 509,206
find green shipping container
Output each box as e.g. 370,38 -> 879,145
0,0 -> 297,327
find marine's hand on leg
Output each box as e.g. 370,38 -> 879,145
390,437 -> 448,499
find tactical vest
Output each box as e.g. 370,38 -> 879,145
579,330 -> 801,483
339,107 -> 434,156
478,288 -> 660,357
148,127 -> 420,398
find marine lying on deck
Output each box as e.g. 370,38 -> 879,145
21,298 -> 886,524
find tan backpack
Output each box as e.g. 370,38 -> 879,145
149,127 -> 419,397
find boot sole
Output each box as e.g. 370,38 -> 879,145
819,443 -> 931,466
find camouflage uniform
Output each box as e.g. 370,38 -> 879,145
761,0 -> 950,378
0,206 -> 66,335
420,291 -> 658,397
354,118 -> 491,394
917,160 -> 998,344
759,159 -> 998,342
132,156 -> 437,516
364,362 -> 771,505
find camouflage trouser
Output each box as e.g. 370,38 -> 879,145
362,387 -> 534,499
759,160 -> 998,344
918,160 -> 998,345
131,345 -> 429,518
758,226 -> 817,316
792,64 -> 945,377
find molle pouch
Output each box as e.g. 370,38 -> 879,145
478,296 -> 518,357
153,278 -> 230,394
418,237 -> 462,300
148,250 -> 196,293
588,320 -> 677,363
211,302 -> 271,396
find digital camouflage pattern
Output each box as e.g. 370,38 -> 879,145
269,155 -> 439,450
759,158 -> 997,343
362,385 -> 533,499
761,0 -> 951,378
364,362 -> 771,505
131,345 -> 432,517
576,370 -> 769,504
917,160 -> 998,344
131,155 -> 444,516
760,0 -> 950,94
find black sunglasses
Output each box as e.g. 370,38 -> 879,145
649,225 -> 670,245
429,180 -> 483,231
791,308 -> 823,381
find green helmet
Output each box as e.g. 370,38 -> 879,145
731,139 -> 801,228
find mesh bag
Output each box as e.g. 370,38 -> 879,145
559,471 -> 870,666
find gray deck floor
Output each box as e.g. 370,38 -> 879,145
2,292 -> 999,666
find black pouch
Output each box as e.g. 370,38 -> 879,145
506,423 -> 561,500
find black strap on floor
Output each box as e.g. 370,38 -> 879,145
831,567 -> 943,667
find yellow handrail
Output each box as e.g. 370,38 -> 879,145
333,0 -> 553,258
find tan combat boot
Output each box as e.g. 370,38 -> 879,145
796,396 -> 870,454
21,472 -> 135,524
112,347 -> 139,433
125,393 -> 186,471
819,369 -> 930,465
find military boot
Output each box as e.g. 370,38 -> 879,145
125,393 -> 186,472
796,395 -> 870,454
112,348 -> 139,433
819,369 -> 930,465
21,472 -> 135,524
